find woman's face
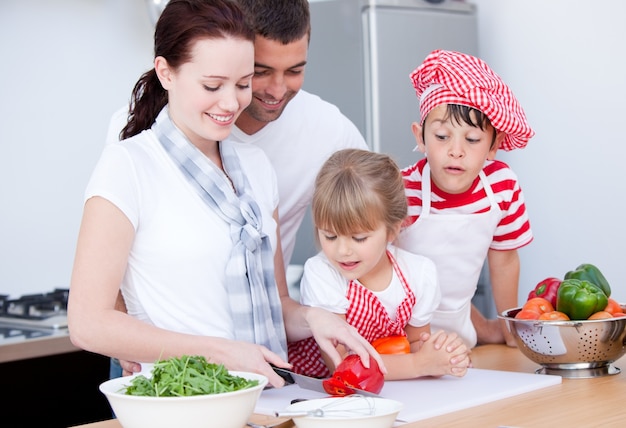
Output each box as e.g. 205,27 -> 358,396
156,36 -> 254,149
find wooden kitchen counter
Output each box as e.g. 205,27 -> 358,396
71,344 -> 626,427
0,329 -> 78,363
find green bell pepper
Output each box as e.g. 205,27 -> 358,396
556,279 -> 609,320
564,263 -> 611,297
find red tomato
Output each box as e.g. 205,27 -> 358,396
588,311 -> 613,320
523,297 -> 554,315
604,298 -> 622,315
322,354 -> 384,396
515,309 -> 541,320
538,311 -> 570,321
371,335 -> 410,354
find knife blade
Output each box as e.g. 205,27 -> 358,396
272,366 -> 379,397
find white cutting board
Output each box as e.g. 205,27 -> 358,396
255,368 -> 561,424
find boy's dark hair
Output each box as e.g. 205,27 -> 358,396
423,104 -> 498,149
235,0 -> 311,44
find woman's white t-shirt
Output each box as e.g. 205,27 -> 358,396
85,129 -> 279,339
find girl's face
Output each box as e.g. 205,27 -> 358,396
155,37 -> 254,149
318,221 -> 398,286
412,104 -> 504,194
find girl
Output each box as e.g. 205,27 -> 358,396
288,149 -> 470,380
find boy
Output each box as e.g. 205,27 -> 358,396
395,49 -> 535,347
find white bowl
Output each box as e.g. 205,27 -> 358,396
284,396 -> 403,428
99,371 -> 268,428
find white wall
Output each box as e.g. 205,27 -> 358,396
471,0 -> 626,302
0,0 -> 153,297
2,0 -> 625,304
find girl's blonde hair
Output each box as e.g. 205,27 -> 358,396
312,149 -> 407,238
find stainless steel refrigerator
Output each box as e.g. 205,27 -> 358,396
304,0 -> 479,169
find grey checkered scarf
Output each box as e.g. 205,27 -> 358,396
152,107 -> 287,359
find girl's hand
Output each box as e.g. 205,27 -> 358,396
425,329 -> 470,353
418,330 -> 471,377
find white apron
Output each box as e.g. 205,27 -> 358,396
395,162 -> 501,347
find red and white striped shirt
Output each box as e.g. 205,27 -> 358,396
402,158 -> 533,250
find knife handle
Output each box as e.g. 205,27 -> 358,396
271,365 -> 296,385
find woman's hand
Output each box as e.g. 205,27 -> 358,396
212,340 -> 293,388
119,359 -> 142,377
304,307 -> 386,374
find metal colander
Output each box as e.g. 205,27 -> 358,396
499,308 -> 626,378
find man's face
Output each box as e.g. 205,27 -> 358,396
235,35 -> 308,134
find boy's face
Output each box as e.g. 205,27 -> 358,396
234,35 -> 308,134
412,104 -> 504,194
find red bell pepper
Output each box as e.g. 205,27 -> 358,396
322,354 -> 384,396
527,277 -> 561,307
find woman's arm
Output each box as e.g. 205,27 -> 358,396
68,197 -> 289,387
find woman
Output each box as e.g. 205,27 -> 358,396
68,0 -> 380,388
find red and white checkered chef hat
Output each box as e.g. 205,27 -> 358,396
410,49 -> 534,151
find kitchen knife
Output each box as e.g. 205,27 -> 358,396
272,366 -> 379,397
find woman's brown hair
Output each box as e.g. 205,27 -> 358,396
120,0 -> 254,140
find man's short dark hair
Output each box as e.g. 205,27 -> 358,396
235,0 -> 310,44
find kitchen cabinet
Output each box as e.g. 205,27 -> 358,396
1,350 -> 112,427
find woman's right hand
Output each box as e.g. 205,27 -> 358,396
213,340 -> 292,388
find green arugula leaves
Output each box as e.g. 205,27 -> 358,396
124,355 -> 259,397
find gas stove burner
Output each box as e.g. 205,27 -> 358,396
0,325 -> 55,343
1,288 -> 68,319
0,288 -> 69,329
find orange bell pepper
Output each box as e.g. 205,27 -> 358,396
371,335 -> 410,354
